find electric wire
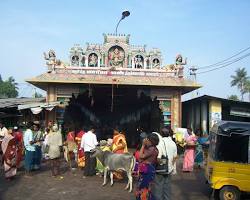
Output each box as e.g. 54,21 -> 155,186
197,46 -> 250,69
197,52 -> 250,74
17,83 -> 34,97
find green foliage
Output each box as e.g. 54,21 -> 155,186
227,95 -> 239,101
245,80 -> 250,102
245,80 -> 250,93
0,75 -> 18,98
230,67 -> 249,101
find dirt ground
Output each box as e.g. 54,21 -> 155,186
0,157 -> 214,200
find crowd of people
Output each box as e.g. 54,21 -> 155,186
0,120 -> 209,200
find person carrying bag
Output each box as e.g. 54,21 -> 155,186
152,127 -> 178,200
155,139 -> 169,175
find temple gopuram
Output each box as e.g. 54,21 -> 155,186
26,33 -> 201,146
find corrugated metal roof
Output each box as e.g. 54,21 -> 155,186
182,95 -> 250,105
0,97 -> 45,109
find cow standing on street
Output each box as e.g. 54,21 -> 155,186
91,147 -> 135,192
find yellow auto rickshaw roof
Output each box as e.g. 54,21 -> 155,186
211,121 -> 250,136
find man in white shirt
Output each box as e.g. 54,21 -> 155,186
153,127 -> 178,200
23,122 -> 36,176
81,127 -> 98,176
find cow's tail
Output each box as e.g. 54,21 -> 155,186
130,155 -> 136,172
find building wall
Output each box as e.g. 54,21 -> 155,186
46,84 -> 57,123
182,96 -> 250,135
201,100 -> 208,134
182,99 -> 209,134
172,91 -> 181,129
209,100 -> 222,129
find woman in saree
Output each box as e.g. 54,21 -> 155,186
112,129 -> 128,179
65,130 -> 77,165
13,126 -> 23,168
1,128 -> 17,180
75,129 -> 85,168
195,132 -> 209,168
112,129 -> 128,154
182,128 -> 197,172
135,133 -> 159,200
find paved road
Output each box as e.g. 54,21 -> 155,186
0,159 -> 212,200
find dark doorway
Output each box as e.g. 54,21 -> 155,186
63,85 -> 162,147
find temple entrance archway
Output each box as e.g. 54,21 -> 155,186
63,85 -> 162,147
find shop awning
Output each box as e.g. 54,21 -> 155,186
18,101 -> 61,114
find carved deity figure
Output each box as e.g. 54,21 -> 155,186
71,55 -> 79,66
109,47 -> 124,68
175,54 -> 187,78
134,55 -> 143,69
88,54 -> 98,67
152,58 -> 160,69
43,49 -> 61,73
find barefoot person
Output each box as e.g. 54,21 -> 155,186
80,127 -> 98,177
47,124 -> 63,177
182,128 -> 197,172
1,128 -> 17,180
152,127 -> 178,200
13,126 -> 23,168
33,123 -> 43,170
75,129 -> 85,168
135,133 -> 159,200
23,122 -> 36,177
112,129 -> 128,179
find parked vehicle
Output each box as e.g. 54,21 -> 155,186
205,121 -> 250,200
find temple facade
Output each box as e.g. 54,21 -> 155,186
69,34 -> 162,69
27,34 -> 200,145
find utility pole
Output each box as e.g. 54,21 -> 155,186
189,66 -> 199,97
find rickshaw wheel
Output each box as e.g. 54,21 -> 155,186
219,186 -> 240,200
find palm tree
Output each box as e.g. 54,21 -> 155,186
245,79 -> 250,102
231,68 -> 248,101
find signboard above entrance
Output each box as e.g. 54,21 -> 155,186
55,67 -> 176,78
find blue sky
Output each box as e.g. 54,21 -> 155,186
0,0 -> 250,100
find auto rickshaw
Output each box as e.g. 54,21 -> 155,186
205,121 -> 250,200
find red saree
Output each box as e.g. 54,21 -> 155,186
1,135 -> 17,178
75,130 -> 85,168
14,131 -> 23,168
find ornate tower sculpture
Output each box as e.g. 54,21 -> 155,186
175,54 -> 187,78
108,46 -> 125,68
69,45 -> 84,67
149,48 -> 162,69
43,49 -> 61,73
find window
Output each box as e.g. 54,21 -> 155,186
215,134 -> 249,163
